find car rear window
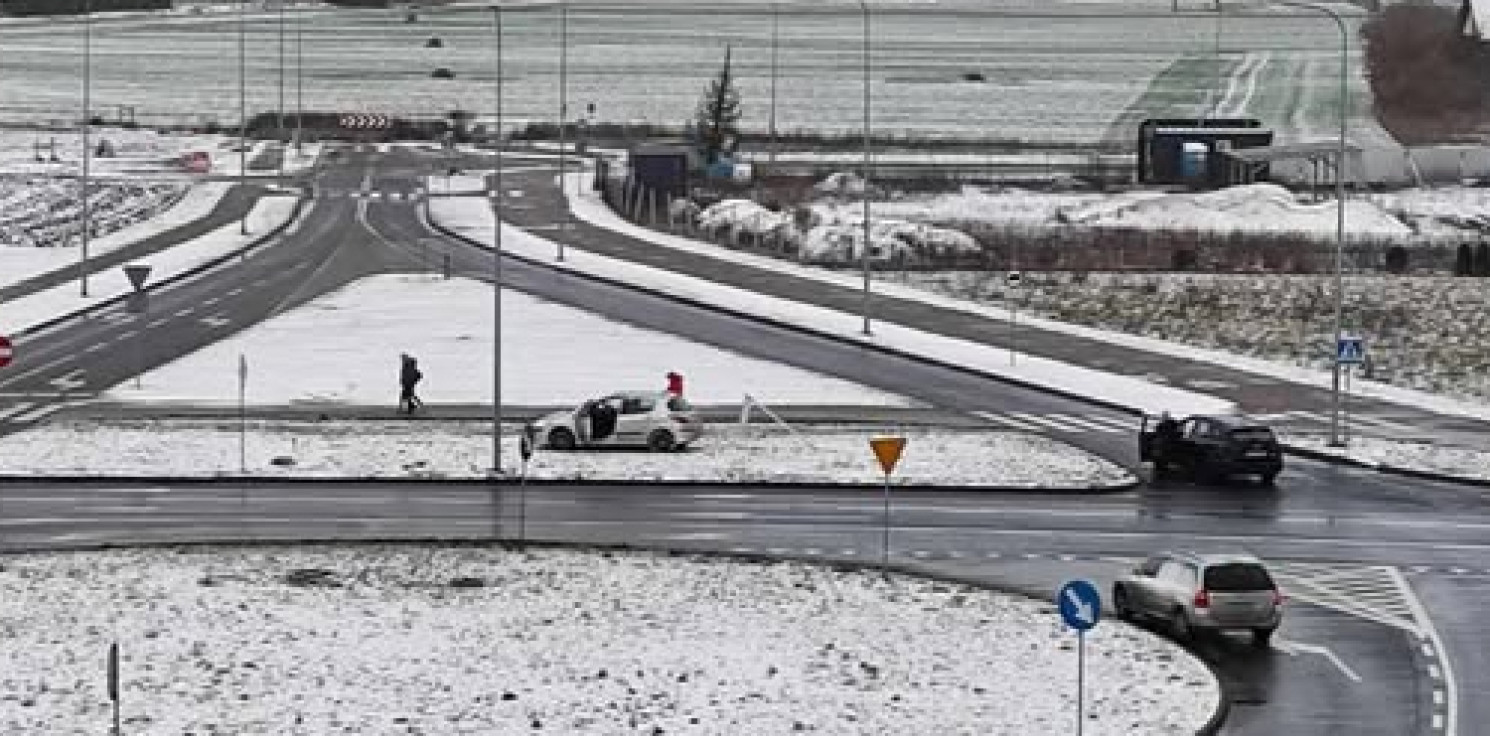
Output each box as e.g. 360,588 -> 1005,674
667,396 -> 693,412
1204,563 -> 1275,591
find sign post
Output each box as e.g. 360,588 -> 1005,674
237,354 -> 248,475
1057,579 -> 1102,736
1006,271 -> 1022,366
868,435 -> 906,565
1334,335 -> 1364,448
518,424 -> 536,543
122,264 -> 151,390
107,641 -> 120,735
0,335 -> 13,369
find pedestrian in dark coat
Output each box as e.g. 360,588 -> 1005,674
399,354 -> 424,415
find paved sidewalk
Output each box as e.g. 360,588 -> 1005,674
489,161 -> 1489,446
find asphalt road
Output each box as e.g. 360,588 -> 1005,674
0,143 -> 1482,734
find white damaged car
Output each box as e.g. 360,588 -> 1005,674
528,391 -> 702,452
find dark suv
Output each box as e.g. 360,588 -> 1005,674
1140,414 -> 1283,485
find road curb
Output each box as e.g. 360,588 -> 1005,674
424,212 -> 1143,421
0,474 -> 1140,494
1281,442 -> 1490,488
15,187 -> 310,339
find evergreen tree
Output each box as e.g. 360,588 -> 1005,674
694,45 -> 742,166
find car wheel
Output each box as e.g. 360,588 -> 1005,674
1112,586 -> 1133,621
548,428 -> 577,451
646,429 -> 676,453
1171,608 -> 1193,641
1251,627 -> 1275,649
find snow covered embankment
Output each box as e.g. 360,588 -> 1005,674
0,545 -> 1219,735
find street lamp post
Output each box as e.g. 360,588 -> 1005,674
1273,0 -> 1348,446
492,4 -> 505,475
857,0 -> 872,336
239,0 -> 249,235
769,3 -> 779,167
278,0 -> 285,150
295,0 -> 304,153
80,0 -> 92,298
556,1 -> 568,261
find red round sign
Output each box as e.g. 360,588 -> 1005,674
0,335 -> 12,368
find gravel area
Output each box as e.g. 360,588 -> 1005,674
0,544 -> 1219,735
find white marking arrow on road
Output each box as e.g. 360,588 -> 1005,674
200,315 -> 231,329
1064,587 -> 1094,626
1275,639 -> 1362,682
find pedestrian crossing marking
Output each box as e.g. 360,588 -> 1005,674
8,404 -> 59,424
0,402 -> 36,422
975,410 -> 1132,435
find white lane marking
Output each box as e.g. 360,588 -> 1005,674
200,315 -> 231,328
147,319 -> 169,329
1350,415 -> 1419,432
1390,566 -> 1459,736
174,308 -> 194,318
81,344 -> 105,354
661,532 -> 725,541
669,511 -> 752,521
690,493 -> 754,501
47,370 -> 87,392
1274,639 -> 1363,682
1429,663 -> 1442,680
9,404 -> 60,424
0,402 -> 37,421
971,411 -> 1045,431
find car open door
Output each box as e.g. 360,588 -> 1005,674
1138,415 -> 1155,462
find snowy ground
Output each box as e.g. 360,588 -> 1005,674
0,544 -> 1218,735
99,274 -> 912,410
1283,433 -> 1490,483
0,2 -> 1361,147
802,180 -> 1486,248
0,419 -> 1133,487
0,191 -> 300,335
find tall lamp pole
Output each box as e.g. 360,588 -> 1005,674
555,1 -> 568,261
295,0 -> 304,153
769,3 -> 779,167
80,0 -> 93,298
1274,0 -> 1348,446
857,0 -> 872,336
277,0 -> 285,152
492,4 -> 506,474
239,0 -> 249,235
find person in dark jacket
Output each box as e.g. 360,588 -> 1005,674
1153,411 -> 1181,463
399,354 -> 424,415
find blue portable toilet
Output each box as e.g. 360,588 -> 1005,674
1181,141 -> 1209,181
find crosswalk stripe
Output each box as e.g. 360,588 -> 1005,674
1349,415 -> 1418,432
0,402 -> 36,422
1075,414 -> 1135,431
8,404 -> 59,424
1008,412 -> 1121,433
972,411 -> 1046,431
1285,410 -> 1331,423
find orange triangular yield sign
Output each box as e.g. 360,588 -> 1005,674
869,435 -> 907,475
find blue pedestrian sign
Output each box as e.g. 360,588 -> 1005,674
1057,579 -> 1102,632
1336,336 -> 1365,365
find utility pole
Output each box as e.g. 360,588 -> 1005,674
80,0 -> 94,297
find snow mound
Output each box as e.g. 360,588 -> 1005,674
802,218 -> 980,264
1057,183 -> 1413,238
696,199 -> 796,242
813,170 -> 881,197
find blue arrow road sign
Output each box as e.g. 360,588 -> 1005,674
1058,579 -> 1102,632
1336,336 -> 1365,365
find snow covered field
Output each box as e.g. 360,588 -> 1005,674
0,2 -> 1363,146
0,419 -> 1133,487
99,274 -> 911,409
0,544 -> 1218,735
1283,433 -> 1490,483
